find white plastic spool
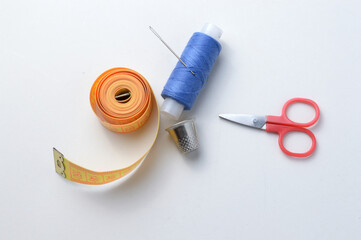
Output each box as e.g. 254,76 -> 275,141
160,23 -> 223,120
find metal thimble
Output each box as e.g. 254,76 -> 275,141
166,119 -> 200,153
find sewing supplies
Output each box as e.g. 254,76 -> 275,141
219,98 -> 320,158
53,68 -> 160,185
151,23 -> 223,120
150,24 -> 223,153
166,119 -> 200,153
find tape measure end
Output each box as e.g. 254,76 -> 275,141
53,148 -> 66,178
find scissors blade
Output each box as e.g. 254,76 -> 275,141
219,114 -> 267,130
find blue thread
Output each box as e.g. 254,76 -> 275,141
161,32 -> 222,110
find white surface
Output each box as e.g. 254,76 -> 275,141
1,0 -> 361,239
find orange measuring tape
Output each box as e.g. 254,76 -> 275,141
53,67 -> 160,185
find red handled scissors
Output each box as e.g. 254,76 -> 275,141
219,98 -> 320,158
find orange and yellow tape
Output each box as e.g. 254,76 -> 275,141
53,67 -> 160,185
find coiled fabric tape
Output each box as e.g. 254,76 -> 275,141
53,67 -> 160,185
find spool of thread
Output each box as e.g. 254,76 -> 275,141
161,23 -> 223,120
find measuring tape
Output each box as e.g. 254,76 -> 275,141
53,68 -> 160,185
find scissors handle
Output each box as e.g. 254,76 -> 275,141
267,98 -> 320,128
266,123 -> 316,158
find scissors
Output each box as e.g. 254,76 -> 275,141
219,98 -> 320,158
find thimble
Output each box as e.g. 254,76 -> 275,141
166,119 -> 200,153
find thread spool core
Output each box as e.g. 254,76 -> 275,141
115,89 -> 131,103
201,23 -> 223,41
161,98 -> 184,120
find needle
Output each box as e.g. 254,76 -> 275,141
149,26 -> 196,76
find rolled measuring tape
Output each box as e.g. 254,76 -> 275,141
53,67 -> 160,185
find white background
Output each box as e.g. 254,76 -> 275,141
1,0 -> 361,239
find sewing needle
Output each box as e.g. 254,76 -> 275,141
149,26 -> 196,76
